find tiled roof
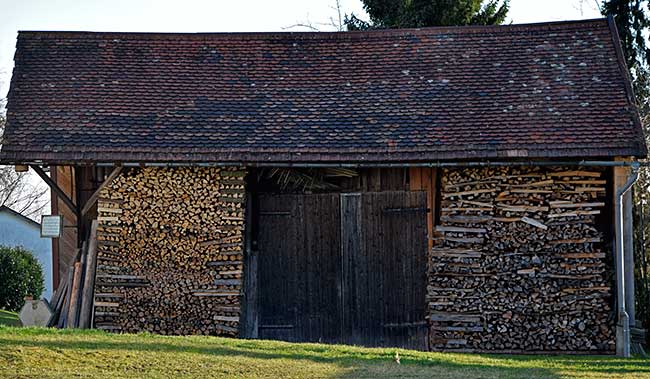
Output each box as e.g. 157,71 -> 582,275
1,18 -> 646,164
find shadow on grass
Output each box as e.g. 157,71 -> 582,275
3,329 -> 649,377
0,311 -> 21,327
0,333 -> 585,378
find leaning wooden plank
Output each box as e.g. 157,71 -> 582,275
66,261 -> 83,328
58,266 -> 75,328
79,220 -> 99,329
48,278 -> 68,327
48,276 -> 67,322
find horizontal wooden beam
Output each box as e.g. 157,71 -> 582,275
30,165 -> 79,218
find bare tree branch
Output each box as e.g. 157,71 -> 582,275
284,0 -> 348,32
0,98 -> 49,220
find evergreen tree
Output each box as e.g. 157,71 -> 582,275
346,0 -> 509,30
602,0 -> 650,113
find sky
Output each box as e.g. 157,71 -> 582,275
0,0 -> 602,98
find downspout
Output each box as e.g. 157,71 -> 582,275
615,162 -> 639,358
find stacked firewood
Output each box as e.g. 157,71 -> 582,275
430,166 -> 614,352
93,167 -> 246,335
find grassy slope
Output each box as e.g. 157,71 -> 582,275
0,311 -> 21,327
0,327 -> 648,379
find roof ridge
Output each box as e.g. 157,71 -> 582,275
17,18 -> 608,40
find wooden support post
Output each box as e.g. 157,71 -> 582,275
242,193 -> 258,338
410,167 -> 437,251
81,167 -> 123,217
30,165 -> 79,218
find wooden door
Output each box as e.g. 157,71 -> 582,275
255,191 -> 427,349
257,193 -> 341,343
341,192 -> 428,349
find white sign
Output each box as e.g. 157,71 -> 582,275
41,215 -> 63,238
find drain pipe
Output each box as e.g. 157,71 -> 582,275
615,162 -> 639,358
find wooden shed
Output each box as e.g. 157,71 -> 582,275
0,17 -> 647,356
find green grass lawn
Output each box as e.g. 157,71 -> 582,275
0,327 -> 648,379
0,310 -> 21,327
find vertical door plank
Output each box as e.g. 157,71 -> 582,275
409,168 -> 422,191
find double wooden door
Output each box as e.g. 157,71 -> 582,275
255,191 -> 428,349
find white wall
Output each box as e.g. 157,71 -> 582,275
0,211 -> 53,300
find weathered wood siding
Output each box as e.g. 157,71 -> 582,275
51,166 -> 78,287
431,166 -> 614,352
93,167 -> 245,335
